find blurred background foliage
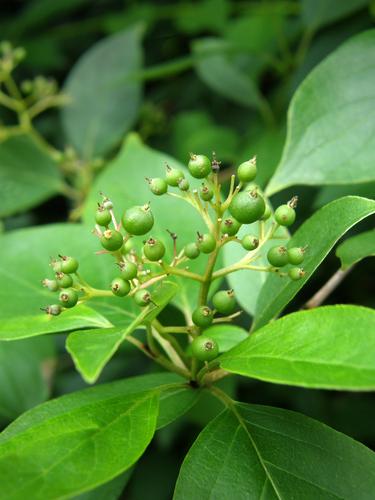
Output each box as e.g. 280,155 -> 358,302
0,1 -> 374,498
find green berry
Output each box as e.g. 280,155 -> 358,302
191,336 -> 219,361
261,204 -> 271,221
43,304 -> 62,316
212,290 -> 236,315
121,239 -> 135,255
229,190 -> 265,224
143,238 -> 166,261
42,279 -> 59,292
122,204 -> 154,235
148,177 -> 168,196
197,233 -> 216,254
51,259 -> 63,273
111,277 -> 131,297
241,234 -> 259,251
60,256 -> 79,274
192,306 -> 213,328
95,206 -> 111,226
56,272 -> 73,288
287,247 -> 305,265
184,242 -> 200,260
221,217 -> 241,237
149,178 -> 168,196
100,229 -> 124,251
275,204 -> 296,227
134,289 -> 152,307
237,158 -> 257,183
59,288 -> 78,308
166,165 -> 185,186
267,246 -> 288,267
199,182 -> 214,201
188,154 -> 212,179
119,261 -> 138,280
288,267 -> 306,281
178,178 -> 190,191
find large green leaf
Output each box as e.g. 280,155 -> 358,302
0,135 -> 62,217
0,373 -> 179,499
192,38 -> 262,109
266,30 -> 375,195
0,337 -> 54,422
74,470 -> 132,500
61,25 -> 143,158
254,196 -> 375,330
174,402 -> 375,499
336,229 -> 375,269
0,223 -> 140,339
83,133 -> 220,314
302,0 -> 369,30
66,281 -> 178,383
221,305 -> 375,390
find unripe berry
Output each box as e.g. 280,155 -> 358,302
192,306 -> 213,328
229,190 -> 265,224
42,278 -> 59,292
237,157 -> 257,183
134,289 -> 152,307
166,165 -> 185,186
221,217 -> 241,237
267,246 -> 288,267
197,233 -> 216,254
100,229 -> 124,251
199,182 -> 214,201
60,256 -> 79,274
59,288 -> 78,308
122,204 -> 154,235
143,238 -> 166,261
95,206 -> 111,227
288,267 -> 306,281
111,277 -> 131,297
148,177 -> 168,196
287,247 -> 305,265
121,239 -> 134,255
44,304 -> 62,316
119,261 -> 138,280
241,234 -> 259,251
191,336 -> 219,361
188,154 -> 212,179
178,178 -> 190,192
212,290 -> 236,315
275,204 -> 296,226
261,204 -> 271,221
184,242 -> 200,260
56,272 -> 73,288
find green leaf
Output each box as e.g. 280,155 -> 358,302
266,30 -> 375,195
202,324 -> 248,352
0,135 -> 62,217
0,337 -> 54,422
0,373 -> 178,499
157,385 -> 201,429
61,25 -> 143,158
0,223 -> 143,343
221,305 -> 375,390
0,305 -> 111,340
336,229 -> 375,269
174,402 -> 375,499
254,196 -> 375,330
192,38 -> 262,109
302,0 -> 369,30
66,281 -> 178,383
83,134 -> 221,314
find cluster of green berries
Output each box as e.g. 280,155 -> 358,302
41,255 -> 80,316
267,245 -> 306,280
